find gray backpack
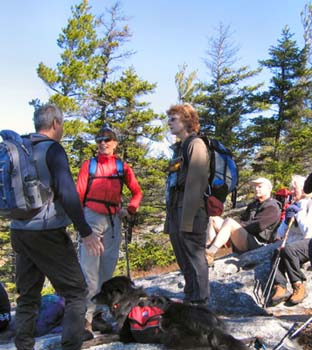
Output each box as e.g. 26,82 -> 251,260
0,130 -> 53,220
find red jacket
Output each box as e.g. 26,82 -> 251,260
76,154 -> 142,215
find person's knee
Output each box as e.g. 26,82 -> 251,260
210,216 -> 224,232
224,217 -> 241,232
283,245 -> 294,258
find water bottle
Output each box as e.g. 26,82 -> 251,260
25,179 -> 43,209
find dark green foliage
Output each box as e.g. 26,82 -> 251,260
4,1 -> 312,297
114,233 -> 175,275
248,26 -> 312,187
0,218 -> 15,284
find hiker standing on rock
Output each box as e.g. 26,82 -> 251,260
10,104 -> 103,350
76,125 -> 142,340
164,103 -> 210,305
206,177 -> 281,266
270,175 -> 312,306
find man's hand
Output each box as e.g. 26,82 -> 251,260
119,208 -> 132,221
82,233 -> 104,256
285,203 -> 301,225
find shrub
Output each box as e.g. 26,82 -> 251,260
115,233 -> 175,275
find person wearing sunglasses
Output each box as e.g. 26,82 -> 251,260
76,125 -> 142,340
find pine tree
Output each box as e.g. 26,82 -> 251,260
35,0 -> 167,218
175,63 -> 198,103
194,23 -> 262,157
249,26 -> 312,186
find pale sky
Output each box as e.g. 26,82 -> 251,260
0,0 -> 308,134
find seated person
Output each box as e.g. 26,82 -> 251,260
0,282 -> 11,332
270,175 -> 312,306
276,175 -> 312,243
206,177 -> 281,266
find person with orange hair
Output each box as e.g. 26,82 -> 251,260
165,103 -> 210,305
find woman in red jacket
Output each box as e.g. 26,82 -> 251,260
76,126 -> 142,340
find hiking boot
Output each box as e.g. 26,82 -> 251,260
205,250 -> 214,267
270,285 -> 287,306
92,312 -> 113,333
83,319 -> 94,341
288,282 -> 306,305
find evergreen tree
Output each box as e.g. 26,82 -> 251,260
194,23 -> 262,158
36,0 -> 98,113
35,0 -> 167,218
175,63 -> 198,103
99,67 -> 166,215
249,26 -> 312,186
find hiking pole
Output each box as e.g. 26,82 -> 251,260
289,315 -> 312,339
123,214 -> 136,279
123,218 -> 131,279
262,217 -> 295,308
272,322 -> 298,350
272,316 -> 312,350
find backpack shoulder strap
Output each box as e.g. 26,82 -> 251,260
83,157 -> 98,205
115,158 -> 124,193
89,157 -> 98,177
116,158 -> 124,177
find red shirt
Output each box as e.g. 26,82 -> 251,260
76,154 -> 142,215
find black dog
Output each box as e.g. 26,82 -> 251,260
92,276 -> 248,350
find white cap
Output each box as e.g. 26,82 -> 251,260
250,177 -> 272,191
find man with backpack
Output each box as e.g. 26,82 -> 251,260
76,125 -> 142,340
206,177 -> 281,266
165,103 -> 210,305
9,104 -> 103,350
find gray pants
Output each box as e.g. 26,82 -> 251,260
79,207 -> 122,323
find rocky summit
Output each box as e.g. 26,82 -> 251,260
1,242 -> 312,349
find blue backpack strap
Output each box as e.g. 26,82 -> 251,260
116,158 -> 124,190
82,157 -> 98,206
89,157 -> 98,177
116,158 -> 123,177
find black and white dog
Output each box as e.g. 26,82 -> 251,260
92,276 -> 248,350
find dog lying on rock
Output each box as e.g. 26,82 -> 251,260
91,276 -> 248,350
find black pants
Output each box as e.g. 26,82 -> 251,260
275,239 -> 311,287
168,207 -> 209,303
11,228 -> 88,350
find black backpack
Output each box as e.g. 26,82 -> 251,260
182,135 -> 239,208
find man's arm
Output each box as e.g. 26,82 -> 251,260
46,143 -> 92,237
123,162 -> 142,214
46,143 -> 104,255
181,138 -> 209,232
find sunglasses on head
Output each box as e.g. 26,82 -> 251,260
95,136 -> 113,143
